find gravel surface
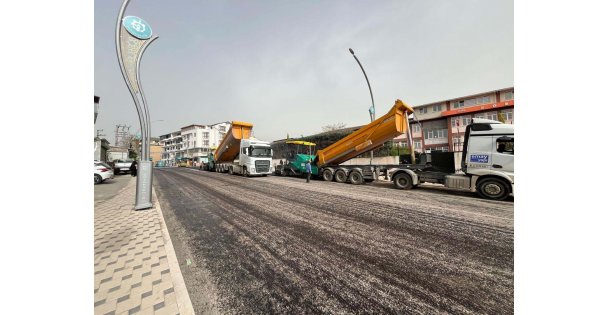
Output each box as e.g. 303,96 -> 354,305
153,167 -> 513,315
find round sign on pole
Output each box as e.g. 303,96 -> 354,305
122,16 -> 152,40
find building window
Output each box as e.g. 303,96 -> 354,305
504,91 -> 514,100
424,129 -> 448,139
414,141 -> 422,149
203,140 -> 209,146
412,124 -> 421,132
418,107 -> 427,114
451,117 -> 460,127
453,100 -> 464,109
432,104 -> 442,112
462,117 -> 471,126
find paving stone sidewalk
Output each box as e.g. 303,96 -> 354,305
94,177 -> 194,315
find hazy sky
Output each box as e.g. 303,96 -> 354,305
95,0 -> 513,144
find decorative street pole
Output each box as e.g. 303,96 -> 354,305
116,0 -> 159,210
349,48 -> 375,165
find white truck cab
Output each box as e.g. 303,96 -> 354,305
454,118 -> 514,200
233,137 -> 273,176
388,118 -> 514,201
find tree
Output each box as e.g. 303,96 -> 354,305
497,112 -> 507,123
321,122 -> 347,132
125,134 -> 140,160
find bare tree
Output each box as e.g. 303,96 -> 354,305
322,123 -> 347,132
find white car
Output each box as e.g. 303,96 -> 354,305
95,161 -> 115,184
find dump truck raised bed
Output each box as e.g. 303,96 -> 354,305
312,99 -> 514,200
313,99 -> 413,184
206,121 -> 273,176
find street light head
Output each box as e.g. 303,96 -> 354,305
349,48 -> 355,55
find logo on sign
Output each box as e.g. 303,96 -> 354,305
470,154 -> 489,163
122,16 -> 152,40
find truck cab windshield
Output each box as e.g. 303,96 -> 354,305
249,146 -> 272,157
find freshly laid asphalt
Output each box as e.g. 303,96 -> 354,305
154,167 -> 514,314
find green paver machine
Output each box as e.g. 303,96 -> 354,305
275,140 -> 318,177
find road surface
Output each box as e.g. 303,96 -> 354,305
153,167 -> 513,314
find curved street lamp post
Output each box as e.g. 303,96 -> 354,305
116,0 -> 159,210
349,48 -> 375,164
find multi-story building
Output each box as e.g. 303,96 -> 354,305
159,121 -> 230,166
394,87 -> 514,153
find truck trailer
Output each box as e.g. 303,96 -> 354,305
206,121 -> 273,176
313,99 -> 413,185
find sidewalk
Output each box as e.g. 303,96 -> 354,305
94,177 -> 195,315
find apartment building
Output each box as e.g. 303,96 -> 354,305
394,87 -> 514,153
159,121 -> 230,166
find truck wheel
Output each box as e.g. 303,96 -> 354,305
94,174 -> 102,184
477,178 -> 509,201
334,169 -> 347,183
348,170 -> 364,185
228,166 -> 234,175
322,169 -> 333,181
393,173 -> 413,189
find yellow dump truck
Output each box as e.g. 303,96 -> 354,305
207,121 -> 273,176
315,99 -> 514,200
314,99 -> 415,184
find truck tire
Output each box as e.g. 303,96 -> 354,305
393,173 -> 413,190
322,169 -> 333,181
334,169 -> 347,183
348,170 -> 364,185
228,166 -> 234,175
476,178 -> 510,201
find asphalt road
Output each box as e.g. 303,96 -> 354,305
153,167 -> 513,315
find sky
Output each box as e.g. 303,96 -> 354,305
95,0 -> 514,144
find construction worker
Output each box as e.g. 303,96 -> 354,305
305,159 -> 312,183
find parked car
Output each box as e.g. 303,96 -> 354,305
113,159 -> 134,174
95,161 -> 115,184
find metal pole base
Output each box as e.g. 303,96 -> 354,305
135,160 -> 153,210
